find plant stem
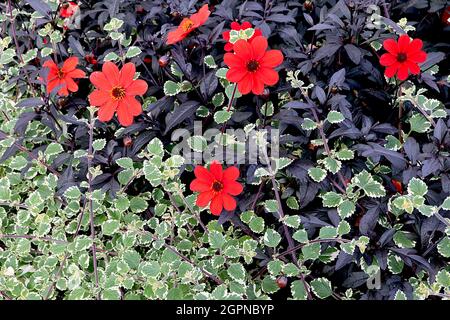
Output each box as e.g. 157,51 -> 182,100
44,200 -> 88,299
7,0 -> 36,95
176,189 -> 208,234
397,85 -> 404,143
261,148 -> 312,299
0,201 -> 29,209
0,130 -> 61,177
152,234 -> 223,285
0,234 -> 67,244
220,84 -> 237,134
87,113 -> 100,299
435,212 -> 450,228
275,238 -> 350,259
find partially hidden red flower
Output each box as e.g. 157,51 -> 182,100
391,179 -> 403,194
43,57 -> 85,96
190,162 -> 243,216
88,62 -> 148,127
84,53 -> 97,65
224,36 -> 283,95
60,2 -> 78,18
222,21 -> 263,52
379,35 -> 427,81
442,6 -> 450,26
166,4 -> 210,45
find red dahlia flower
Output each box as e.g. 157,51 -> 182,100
88,62 -> 148,127
379,35 -> 427,81
222,21 -> 262,52
43,57 -> 85,96
190,162 -> 243,216
166,4 -> 211,45
60,2 -> 78,18
224,36 -> 283,95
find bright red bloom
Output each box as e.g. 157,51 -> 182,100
60,2 -> 78,18
166,4 -> 210,45
391,179 -> 403,194
43,57 -> 85,96
224,36 -> 283,95
222,21 -> 263,52
379,35 -> 427,81
88,62 -> 148,127
190,162 -> 243,216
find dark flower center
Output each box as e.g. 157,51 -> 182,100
246,60 -> 260,72
111,86 -> 126,100
397,52 -> 407,63
57,69 -> 65,79
212,180 -> 223,192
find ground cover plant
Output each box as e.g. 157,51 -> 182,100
0,0 -> 449,300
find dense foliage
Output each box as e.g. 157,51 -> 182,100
0,0 -> 449,300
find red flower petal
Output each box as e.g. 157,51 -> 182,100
65,77 -> 78,92
166,28 -> 186,45
89,89 -> 110,106
397,64 -> 409,80
224,53 -> 245,68
237,73 -> 253,95
210,162 -> 223,180
251,36 -> 268,60
241,21 -> 252,29
223,181 -> 243,196
223,166 -> 240,182
409,51 -> 427,64
258,68 -> 279,86
233,39 -> 252,61
383,38 -> 398,54
379,53 -> 397,66
194,166 -> 215,183
210,194 -> 223,215
230,21 -> 241,30
116,101 -> 134,126
62,56 -> 78,72
47,79 -> 61,94
123,95 -> 142,116
224,42 -> 234,52
97,100 -> 118,122
120,63 -> 136,88
222,30 -> 230,41
406,61 -> 420,75
222,193 -> 237,211
409,38 -> 423,52
90,71 -> 113,90
190,179 -> 212,192
46,69 -> 59,82
226,67 -> 248,83
58,80 -> 69,96
191,4 -> 210,28
398,35 -> 411,53
196,190 -> 214,207
66,69 -> 86,78
251,74 -> 265,94
102,62 -> 120,86
252,29 -> 263,38
260,50 -> 283,68
43,59 -> 58,70
384,64 -> 399,78
126,79 -> 148,96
